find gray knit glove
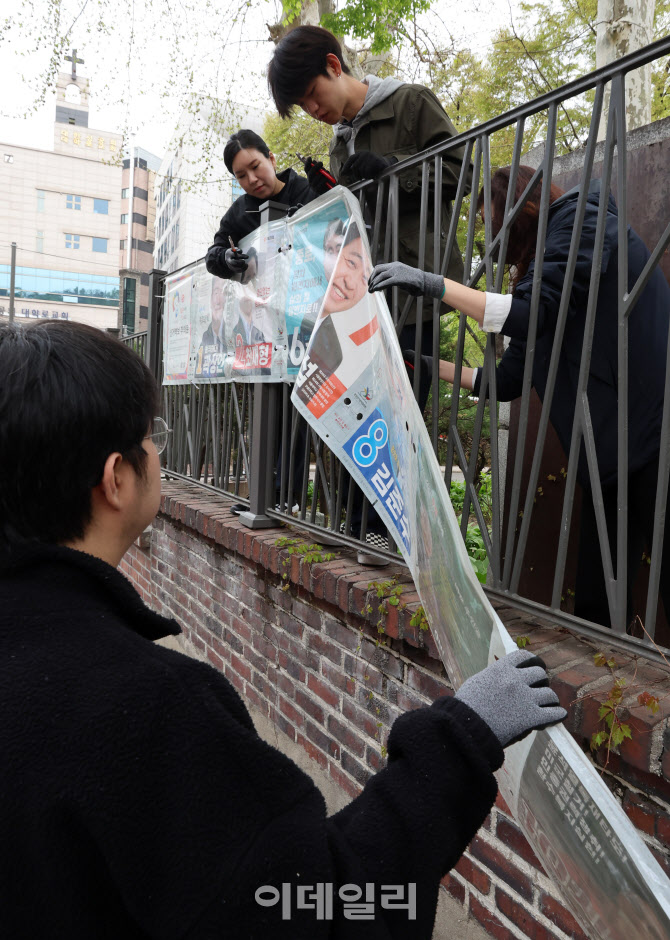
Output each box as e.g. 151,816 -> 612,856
455,649 -> 567,747
368,262 -> 445,299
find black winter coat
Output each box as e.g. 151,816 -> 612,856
206,167 -> 316,279
474,180 -> 670,488
0,543 -> 502,939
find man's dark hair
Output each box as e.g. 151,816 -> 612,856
0,321 -> 159,549
343,219 -> 362,247
224,129 -> 271,175
267,26 -> 351,118
323,217 -> 346,246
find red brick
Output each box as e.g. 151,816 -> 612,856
307,632 -> 344,665
440,873 -> 465,905
454,853 -> 491,894
622,790 -> 656,837
539,892 -> 589,939
407,664 -> 449,702
307,673 -> 340,708
244,683 -> 269,717
278,650 -> 306,683
206,647 -> 224,671
321,660 -> 357,696
327,715 -> 366,758
496,815 -> 544,871
279,696 -> 305,730
329,760 -> 362,800
341,750 -> 372,786
296,733 -> 329,770
495,888 -> 557,940
303,719 -> 340,760
229,653 -> 252,682
469,835 -> 534,901
469,893 -> 516,940
295,689 -> 325,725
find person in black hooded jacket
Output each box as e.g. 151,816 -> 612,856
205,128 -> 316,279
0,318 -> 565,939
368,165 -> 670,631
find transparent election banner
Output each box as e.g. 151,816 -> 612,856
162,189 -> 353,385
290,190 -> 670,938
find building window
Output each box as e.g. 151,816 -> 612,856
36,231 -> 44,253
0,265 -> 119,306
65,234 -> 80,249
122,188 -> 129,199
92,237 -> 108,253
120,239 -> 127,250
121,213 -> 128,224
66,194 -> 81,210
37,190 -> 45,212
68,117 -> 75,126
123,277 -> 136,334
93,198 -> 109,215
4,153 -> 14,164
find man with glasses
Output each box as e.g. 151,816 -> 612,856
0,319 -> 564,937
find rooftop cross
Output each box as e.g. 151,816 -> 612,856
64,49 -> 84,81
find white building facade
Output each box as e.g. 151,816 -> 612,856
0,63 -> 123,329
154,103 -> 266,274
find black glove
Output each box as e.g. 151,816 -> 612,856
225,247 -> 248,274
368,261 -> 445,299
304,158 -> 332,196
455,649 -> 567,748
342,151 -> 397,181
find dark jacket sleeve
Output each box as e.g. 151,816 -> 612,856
186,691 -> 502,939
473,340 -> 527,403
205,200 -> 245,279
503,199 -> 610,341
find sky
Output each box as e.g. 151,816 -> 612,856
0,0 -> 520,162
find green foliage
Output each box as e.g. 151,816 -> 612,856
263,111 -> 333,173
361,578 -> 404,638
589,653 -> 663,761
321,0 -> 431,54
516,635 -> 530,649
449,470 -> 492,583
275,537 -> 336,589
409,605 -> 430,632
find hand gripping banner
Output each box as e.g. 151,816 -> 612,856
290,189 -> 670,938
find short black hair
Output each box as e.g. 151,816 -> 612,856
224,129 -> 270,175
0,321 -> 159,550
323,217 -> 346,246
267,26 -> 351,118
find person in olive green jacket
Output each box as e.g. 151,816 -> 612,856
267,24 -> 471,354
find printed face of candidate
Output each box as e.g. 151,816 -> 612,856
322,236 -> 369,315
211,279 -> 225,331
323,231 -> 344,284
231,148 -> 280,200
239,293 -> 253,321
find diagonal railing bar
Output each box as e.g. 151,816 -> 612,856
503,103 -> 558,590
508,84 -> 605,593
551,85 -> 620,613
645,329 -> 670,634
624,218 -> 670,317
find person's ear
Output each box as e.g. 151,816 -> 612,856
97,452 -> 125,511
325,53 -> 341,78
269,151 -> 277,170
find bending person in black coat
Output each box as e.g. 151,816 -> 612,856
369,165 -> 670,631
206,128 -> 316,279
0,319 -> 565,939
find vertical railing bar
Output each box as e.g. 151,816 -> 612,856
413,158 -> 431,401
614,72 -> 629,634
432,153 -> 443,451
444,136 -> 483,491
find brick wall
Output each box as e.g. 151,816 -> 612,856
120,478 -> 670,939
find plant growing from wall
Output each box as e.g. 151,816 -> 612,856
274,536 -> 337,589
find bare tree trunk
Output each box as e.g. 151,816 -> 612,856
596,0 -> 655,137
267,0 -> 365,78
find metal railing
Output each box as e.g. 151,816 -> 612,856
145,35 -> 670,663
121,330 -> 148,361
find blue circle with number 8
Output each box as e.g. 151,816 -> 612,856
353,418 -> 388,467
